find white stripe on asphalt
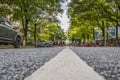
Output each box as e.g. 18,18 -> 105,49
25,47 -> 105,80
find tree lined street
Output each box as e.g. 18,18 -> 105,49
1,0 -> 120,80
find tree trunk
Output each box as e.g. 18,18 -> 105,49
84,35 -> 86,42
34,23 -> 37,47
24,18 -> 29,46
101,28 -> 105,39
101,21 -> 105,39
22,17 -> 26,46
40,25 -> 44,34
106,24 -> 109,41
87,34 -> 89,41
116,21 -> 118,39
93,28 -> 95,40
82,34 -> 85,42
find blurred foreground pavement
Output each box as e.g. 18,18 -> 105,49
0,47 -> 64,80
25,47 -> 105,80
71,47 -> 120,80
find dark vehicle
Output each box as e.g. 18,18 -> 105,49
0,18 -> 22,48
83,42 -> 91,47
37,40 -> 53,47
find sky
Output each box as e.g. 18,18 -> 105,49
57,1 -> 70,32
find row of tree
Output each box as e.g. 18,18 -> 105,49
0,0 -> 66,46
67,0 -> 120,42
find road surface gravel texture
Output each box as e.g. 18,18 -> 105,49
0,47 -> 64,80
71,47 -> 120,80
25,47 -> 105,80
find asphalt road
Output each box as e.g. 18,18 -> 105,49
0,47 -> 65,80
71,47 -> 120,80
25,47 -> 105,80
0,47 -> 120,80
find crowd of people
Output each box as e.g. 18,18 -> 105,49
53,40 -> 93,47
71,40 -> 92,47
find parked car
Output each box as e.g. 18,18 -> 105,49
0,18 -> 22,48
37,40 -> 53,47
83,42 -> 91,47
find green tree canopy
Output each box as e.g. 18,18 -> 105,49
68,0 -> 120,42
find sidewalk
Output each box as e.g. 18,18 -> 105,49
25,47 -> 105,80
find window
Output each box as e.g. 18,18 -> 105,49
5,20 -> 12,27
0,21 -> 4,24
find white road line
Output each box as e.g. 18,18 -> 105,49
25,47 -> 105,80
